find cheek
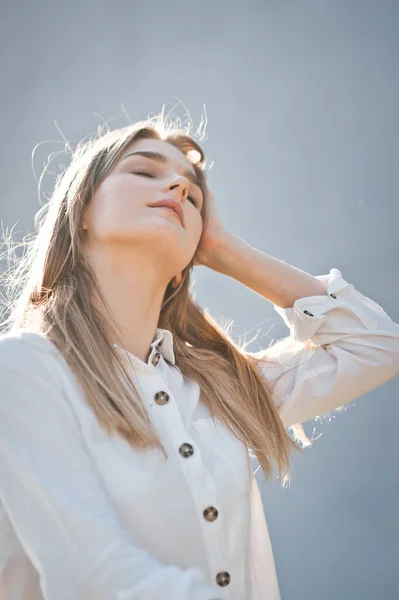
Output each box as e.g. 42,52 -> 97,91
189,215 -> 203,250
89,179 -> 143,231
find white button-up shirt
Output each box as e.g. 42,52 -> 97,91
1,268 -> 398,600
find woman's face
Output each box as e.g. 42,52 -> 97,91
82,137 -> 205,273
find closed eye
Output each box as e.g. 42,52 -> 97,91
187,195 -> 200,208
131,168 -> 154,178
131,169 -> 201,209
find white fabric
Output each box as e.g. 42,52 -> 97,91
0,267 -> 398,600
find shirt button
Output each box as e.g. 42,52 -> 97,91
154,391 -> 169,405
303,310 -> 314,317
330,293 -> 337,299
151,352 -> 161,366
179,443 -> 194,458
216,571 -> 230,587
203,506 -> 219,522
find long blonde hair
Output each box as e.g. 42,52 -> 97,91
1,113 -> 309,487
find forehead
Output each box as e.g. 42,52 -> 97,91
122,137 -> 196,174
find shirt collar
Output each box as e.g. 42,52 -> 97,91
113,327 -> 176,371
151,327 -> 175,365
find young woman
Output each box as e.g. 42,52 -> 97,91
0,114 -> 398,600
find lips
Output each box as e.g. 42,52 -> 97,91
149,199 -> 184,226
153,206 -> 182,223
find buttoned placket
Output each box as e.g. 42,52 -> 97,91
114,335 -> 229,595
147,337 -> 231,595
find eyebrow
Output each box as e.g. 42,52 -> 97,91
121,150 -> 202,190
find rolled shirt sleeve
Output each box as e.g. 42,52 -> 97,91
0,335 -> 218,600
253,268 -> 399,428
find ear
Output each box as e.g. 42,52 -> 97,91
82,205 -> 91,231
170,272 -> 183,288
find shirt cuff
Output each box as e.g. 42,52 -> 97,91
273,267 -> 378,344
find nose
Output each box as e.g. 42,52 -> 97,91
165,174 -> 189,203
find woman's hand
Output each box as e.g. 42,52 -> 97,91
193,188 -> 228,268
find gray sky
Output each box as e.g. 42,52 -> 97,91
1,1 -> 399,598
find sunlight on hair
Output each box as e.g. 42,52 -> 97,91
186,148 -> 202,164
